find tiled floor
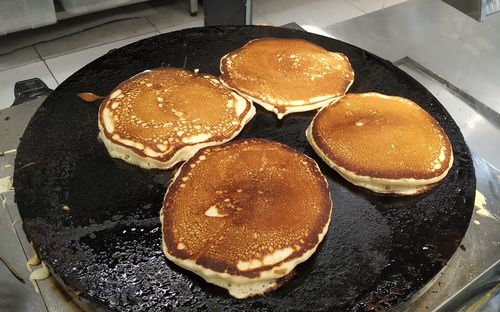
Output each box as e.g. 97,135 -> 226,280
44,31 -> 159,83
0,0 -> 407,109
35,18 -> 157,59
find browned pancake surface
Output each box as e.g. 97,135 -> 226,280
311,93 -> 453,179
220,38 -> 354,111
98,67 -> 253,162
162,139 -> 332,278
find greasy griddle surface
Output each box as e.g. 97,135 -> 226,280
14,26 -> 475,312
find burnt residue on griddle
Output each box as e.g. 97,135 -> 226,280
425,232 -> 463,265
361,277 -> 414,311
13,26 -> 475,312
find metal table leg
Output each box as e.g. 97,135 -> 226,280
190,0 -> 198,16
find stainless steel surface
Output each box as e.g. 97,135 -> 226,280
443,0 -> 500,21
246,0 -> 253,25
443,0 -> 483,21
190,0 -> 198,15
0,98 -> 44,152
483,0 -> 500,17
1,152 -> 47,312
435,260 -> 500,312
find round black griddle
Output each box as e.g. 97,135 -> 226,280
14,26 -> 475,311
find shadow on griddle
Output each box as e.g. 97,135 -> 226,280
269,239 -> 327,298
111,156 -> 175,186
235,106 -> 317,151
359,188 -> 433,211
162,238 -> 329,301
312,154 -> 442,212
164,261 -> 233,299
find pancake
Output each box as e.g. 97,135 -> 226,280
306,92 -> 453,195
219,38 -> 354,119
161,139 -> 332,298
98,67 -> 255,169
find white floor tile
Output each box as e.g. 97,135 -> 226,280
254,0 -> 364,29
349,0 -> 408,13
252,13 -> 272,26
147,0 -> 203,31
157,20 -> 204,34
35,17 -> 157,59
44,32 -> 159,84
0,2 -> 157,55
0,62 -> 58,110
0,46 -> 41,71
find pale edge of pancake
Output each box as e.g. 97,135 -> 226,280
305,122 -> 454,195
98,95 -> 256,170
160,159 -> 332,299
219,52 -> 354,119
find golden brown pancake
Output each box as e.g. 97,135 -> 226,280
219,38 -> 354,119
161,139 -> 332,298
306,92 -> 453,195
98,67 -> 255,169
